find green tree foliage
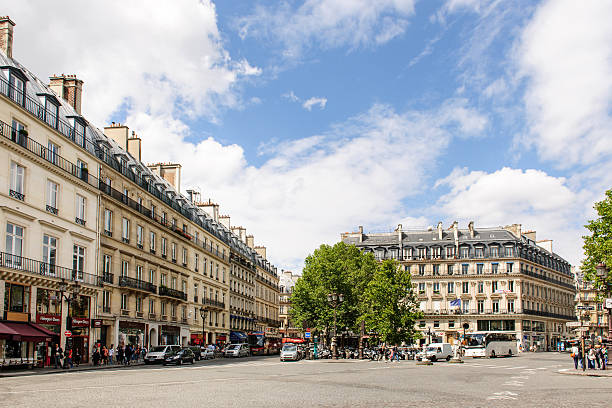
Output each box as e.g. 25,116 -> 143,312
289,242 -> 377,332
361,259 -> 422,345
582,188 -> 612,292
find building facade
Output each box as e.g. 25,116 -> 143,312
279,270 -> 301,338
573,267 -> 608,339
342,222 -> 576,351
254,246 -> 280,334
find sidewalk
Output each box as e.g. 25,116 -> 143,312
0,361 -> 145,378
558,367 -> 612,377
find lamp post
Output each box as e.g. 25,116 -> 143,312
595,263 -> 612,341
327,292 -> 343,360
199,307 -> 208,346
59,279 -> 81,349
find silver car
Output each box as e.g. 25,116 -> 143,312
280,344 -> 300,361
224,343 -> 250,358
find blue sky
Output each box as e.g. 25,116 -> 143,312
7,0 -> 612,271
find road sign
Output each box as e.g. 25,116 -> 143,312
64,330 -> 72,337
566,321 -> 581,328
577,305 -> 587,310
304,332 -> 311,338
605,298 -> 612,309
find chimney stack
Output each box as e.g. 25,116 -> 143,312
197,200 -> 219,222
127,131 -> 142,161
246,235 -> 254,248
147,162 -> 182,192
0,16 -> 15,58
219,215 -> 230,230
49,74 -> 84,114
104,122 -> 129,150
437,222 -> 443,240
468,221 -> 475,238
255,246 -> 267,260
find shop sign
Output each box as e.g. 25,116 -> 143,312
64,330 -> 72,337
37,313 -> 61,325
91,319 -> 103,328
605,298 -> 612,309
71,317 -> 90,327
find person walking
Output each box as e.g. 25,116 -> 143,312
92,347 -> 100,366
64,348 -> 73,369
117,345 -> 124,365
602,347 -> 608,370
124,344 -> 132,366
571,343 -> 580,370
51,344 -> 58,369
108,344 -> 114,365
74,348 -> 81,367
587,347 -> 596,369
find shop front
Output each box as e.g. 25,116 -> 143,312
118,321 -> 145,347
35,313 -> 61,366
160,325 -> 180,345
0,322 -> 55,367
68,294 -> 91,363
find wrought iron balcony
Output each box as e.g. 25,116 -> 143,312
202,298 -> 225,309
118,276 -> 157,294
75,217 -> 86,226
9,189 -> 24,201
102,272 -> 114,284
159,286 -> 187,301
46,205 -> 58,215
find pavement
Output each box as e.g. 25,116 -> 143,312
0,353 -> 609,407
0,360 -> 145,378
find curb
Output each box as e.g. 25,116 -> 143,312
557,369 -> 612,377
0,362 -> 145,378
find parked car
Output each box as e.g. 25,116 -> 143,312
224,343 -> 250,358
188,346 -> 203,361
280,344 -> 301,361
201,347 -> 215,360
163,348 -> 196,365
416,343 -> 453,362
144,345 -> 181,364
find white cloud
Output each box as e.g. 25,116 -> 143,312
517,0 -> 612,167
435,167 -> 585,265
237,0 -> 416,59
282,91 -> 300,103
5,0 -> 258,125
302,97 -> 327,111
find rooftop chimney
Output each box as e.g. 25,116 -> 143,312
147,162 -> 182,192
255,246 -> 267,260
0,16 -> 15,58
127,131 -> 142,161
219,215 -> 230,230
104,122 -> 129,151
49,74 -> 84,114
503,224 -> 522,239
437,222 -> 443,240
246,235 -> 254,248
197,200 -> 219,222
468,221 -> 475,238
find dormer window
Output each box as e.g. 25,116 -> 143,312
69,117 -> 86,147
44,96 -> 59,129
3,67 -> 28,107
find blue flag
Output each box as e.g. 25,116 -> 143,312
450,299 -> 461,307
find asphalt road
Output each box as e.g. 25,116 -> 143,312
0,353 -> 609,407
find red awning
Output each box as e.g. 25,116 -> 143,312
1,322 -> 54,342
0,322 -> 20,339
30,322 -> 59,338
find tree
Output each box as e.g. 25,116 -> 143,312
582,188 -> 612,293
289,242 -> 378,334
361,259 -> 422,345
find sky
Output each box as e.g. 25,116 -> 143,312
5,0 -> 612,273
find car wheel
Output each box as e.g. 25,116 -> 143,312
508,349 -> 513,356
446,355 -> 451,361
430,356 -> 437,362
491,350 -> 496,358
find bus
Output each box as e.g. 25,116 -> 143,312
248,332 -> 281,355
463,332 -> 518,358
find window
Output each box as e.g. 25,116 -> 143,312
103,291 -> 111,311
136,225 -> 143,248
418,264 -> 425,275
45,97 -> 59,128
171,304 -> 176,317
5,283 -> 29,313
433,264 -> 440,275
121,260 -> 129,277
504,246 -> 514,257
475,247 -> 484,258
103,255 -> 112,275
490,246 -> 499,257
161,211 -> 167,225
447,264 -> 454,275
492,281 -> 498,292
10,162 -> 25,199
506,262 -> 513,273
508,300 -> 514,312
461,264 -> 469,275
75,195 -> 86,225
508,281 -> 514,292
491,263 -> 499,274
149,269 -> 155,284
149,299 -> 155,314
161,302 -> 167,316
460,247 -> 469,258
433,321 -> 440,328
72,245 -> 85,280
195,253 -> 199,272
151,204 -> 156,219
121,294 -> 128,310
476,264 -> 484,274
478,300 -> 484,313
447,282 -> 454,294
478,281 -> 484,294
446,247 -> 455,258
48,141 -> 60,165
419,321 -> 426,328
42,234 -> 57,272
161,274 -> 167,287
448,320 -> 455,328
182,247 -> 187,265
182,280 -> 187,294
171,243 -> 177,261
74,120 -> 86,146
136,297 -> 143,313
9,73 -> 25,105
433,282 -> 440,294
462,299 -> 470,313
161,237 -> 167,256
122,218 -> 130,242
418,248 -> 426,259
171,277 -> 177,290
418,283 -> 425,294
492,300 -> 499,313
136,265 -> 143,281
104,209 -> 113,235
462,282 -> 469,294
150,231 -> 156,252
46,180 -> 58,212
11,119 -> 26,143
76,159 -> 87,180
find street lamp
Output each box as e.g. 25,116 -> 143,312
595,263 -> 611,341
199,307 -> 208,346
59,279 -> 81,349
327,292 -> 344,360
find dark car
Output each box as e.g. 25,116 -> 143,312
163,348 -> 195,365
188,346 -> 203,361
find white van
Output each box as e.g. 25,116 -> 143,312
416,343 -> 453,362
144,345 -> 181,364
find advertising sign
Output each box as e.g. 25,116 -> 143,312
71,317 -> 90,327
36,313 -> 61,325
91,319 -> 103,328
605,298 -> 612,309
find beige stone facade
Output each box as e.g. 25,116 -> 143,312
279,270 -> 301,338
573,267 -> 608,338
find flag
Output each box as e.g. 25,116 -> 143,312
450,299 -> 461,308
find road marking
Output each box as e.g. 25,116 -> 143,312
505,366 -> 527,370
487,391 -> 518,401
510,376 -> 529,379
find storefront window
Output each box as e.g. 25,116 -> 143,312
36,288 -> 61,314
4,283 -> 30,313
4,340 -> 26,358
70,295 -> 90,317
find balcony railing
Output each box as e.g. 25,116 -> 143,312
202,298 -> 225,309
46,205 -> 58,215
118,276 -> 157,294
9,189 -> 24,201
523,308 -> 577,321
103,306 -> 111,313
0,251 -> 101,287
159,286 -> 187,301
102,272 -> 114,284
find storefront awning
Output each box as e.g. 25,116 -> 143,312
1,322 -> 55,342
230,331 -> 248,343
0,322 -> 20,339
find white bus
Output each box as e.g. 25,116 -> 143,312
463,332 -> 517,358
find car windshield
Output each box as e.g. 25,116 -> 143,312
426,347 -> 438,352
283,345 -> 297,352
228,345 -> 240,350
150,346 -> 167,353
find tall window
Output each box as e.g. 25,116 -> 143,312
103,254 -> 112,275
45,97 -> 59,128
491,263 -> 499,274
121,293 -> 128,310
151,205 -> 156,219
504,246 -> 514,257
182,247 -> 187,265
149,299 -> 155,314
136,265 -> 143,281
490,246 -> 499,257
161,302 -> 166,316
122,218 -> 130,242
508,281 -> 514,292
136,225 -> 143,247
508,299 -> 515,312
10,162 -> 25,198
150,231 -> 156,252
75,195 -> 86,224
46,180 -> 58,211
104,209 -> 113,234
476,264 -> 484,274
149,269 -> 155,284
460,247 -> 469,258
9,74 -> 25,105
492,300 -> 499,313
103,291 -> 111,311
136,297 -> 143,313
418,265 -> 425,275
171,242 -> 176,261
475,247 -> 484,258
47,141 -> 60,165
194,253 -> 199,272
478,300 -> 484,313
42,235 -> 57,273
121,260 -> 129,277
72,245 -> 85,280
506,262 -> 513,273
161,237 -> 167,256
433,264 -> 440,275
161,274 -> 167,287
447,264 -> 454,275
418,283 -> 425,294
171,277 -> 177,290
492,281 -> 498,292
433,282 -> 440,293
6,283 -> 29,313
6,223 -> 24,263
462,282 -> 469,294
478,281 -> 484,293
461,264 -> 469,275
462,299 -> 469,313
447,282 -> 454,293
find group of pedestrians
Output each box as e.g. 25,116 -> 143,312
571,344 -> 608,370
92,344 -> 146,366
50,343 -> 81,369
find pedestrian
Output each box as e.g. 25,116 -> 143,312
65,348 -> 73,369
394,346 -> 400,362
92,347 -> 101,366
109,344 -> 114,365
103,346 -> 109,365
588,347 -> 596,369
117,345 -> 124,365
602,347 -> 608,370
125,344 -> 132,366
51,344 -> 58,369
571,343 -> 579,370
74,348 -> 81,367
56,344 -> 64,369
595,347 -> 604,370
